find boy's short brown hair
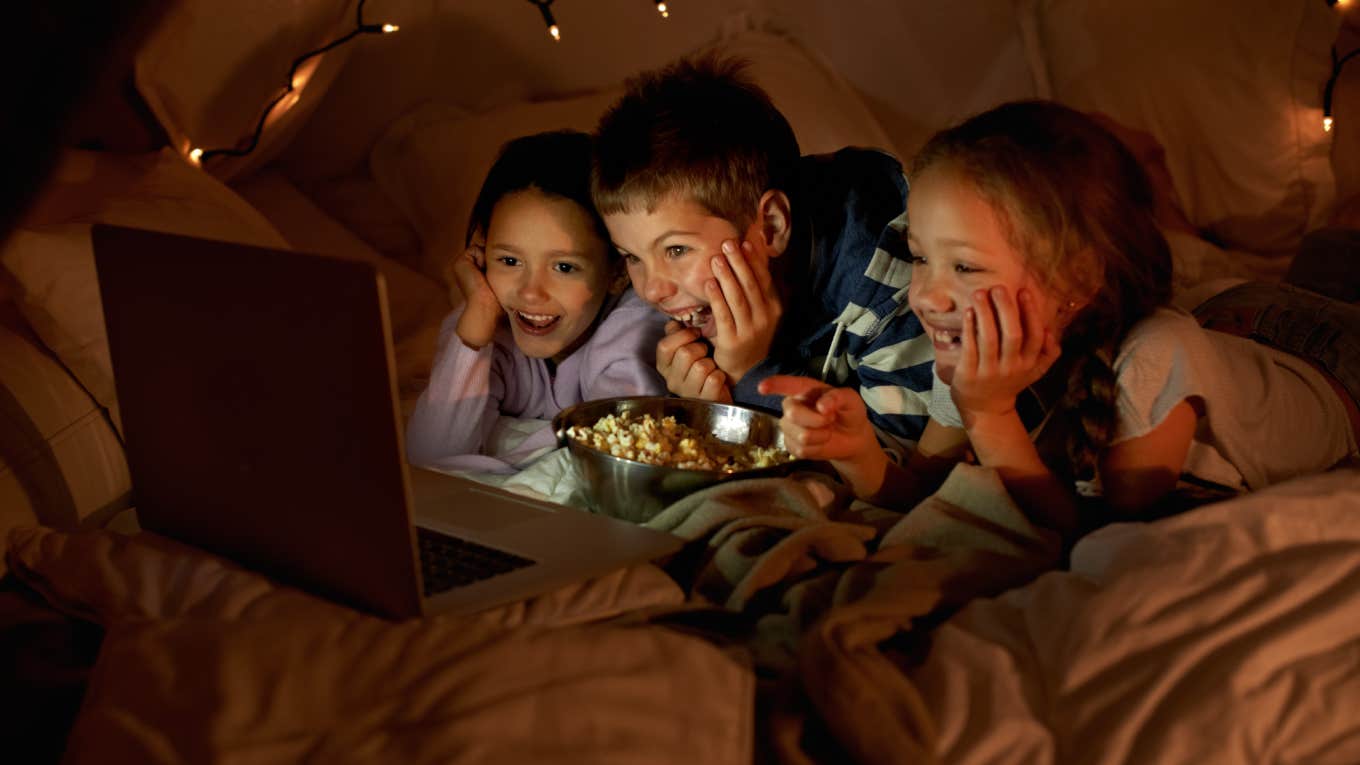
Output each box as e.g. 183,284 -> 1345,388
591,52 -> 800,230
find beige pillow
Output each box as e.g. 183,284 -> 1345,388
370,29 -> 898,281
0,148 -> 290,433
1027,0 -> 1340,258
133,0 -> 363,182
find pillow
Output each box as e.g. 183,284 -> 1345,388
133,0 -> 364,182
370,28 -> 898,281
230,169 -> 451,401
1026,0 -> 1340,258
0,320 -> 131,573
0,148 -> 290,434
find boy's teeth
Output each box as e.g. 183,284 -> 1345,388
934,329 -> 961,344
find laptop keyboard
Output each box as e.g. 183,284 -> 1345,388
416,526 -> 536,596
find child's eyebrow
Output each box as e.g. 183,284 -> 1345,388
649,229 -> 701,250
490,242 -> 591,260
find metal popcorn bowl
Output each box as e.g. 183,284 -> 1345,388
552,396 -> 819,523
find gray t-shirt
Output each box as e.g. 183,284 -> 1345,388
926,307 -> 1357,493
1107,307 -> 1355,491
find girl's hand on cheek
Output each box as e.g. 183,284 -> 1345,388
950,287 -> 1060,418
451,244 -> 503,349
709,239 -> 782,384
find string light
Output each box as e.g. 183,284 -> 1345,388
522,1 -> 672,43
188,0 -> 399,164
527,0 -> 561,41
1323,45 -> 1360,132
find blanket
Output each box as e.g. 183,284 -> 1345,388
8,463 -> 1360,763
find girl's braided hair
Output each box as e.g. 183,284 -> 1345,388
908,100 -> 1173,479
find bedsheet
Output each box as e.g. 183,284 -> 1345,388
6,463 -> 1359,763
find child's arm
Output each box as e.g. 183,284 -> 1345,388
447,244 -> 503,349
951,286 -> 1075,535
404,310 -> 507,468
758,376 -> 966,506
1097,399 -> 1198,516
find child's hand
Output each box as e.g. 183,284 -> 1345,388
449,244 -> 502,349
759,375 -> 889,497
707,239 -> 782,384
951,286 -> 1061,419
656,321 -> 732,402
758,376 -> 881,460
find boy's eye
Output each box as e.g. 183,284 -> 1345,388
622,253 -> 640,266
664,244 -> 688,258
953,263 -> 981,274
553,262 -> 578,274
907,254 -> 926,265
495,255 -> 519,267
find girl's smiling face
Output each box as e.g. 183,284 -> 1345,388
484,189 -> 614,360
905,164 -> 1068,383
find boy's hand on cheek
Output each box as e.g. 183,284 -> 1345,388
708,239 -> 782,383
657,321 -> 731,401
951,287 -> 1060,419
451,245 -> 502,349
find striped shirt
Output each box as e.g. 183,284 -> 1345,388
732,148 -> 932,453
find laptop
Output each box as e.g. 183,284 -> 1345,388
91,223 -> 682,620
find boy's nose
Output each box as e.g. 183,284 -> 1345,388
638,269 -> 675,305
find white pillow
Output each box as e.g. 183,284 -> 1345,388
134,0 -> 365,182
1027,0 -> 1340,258
0,149 -> 290,433
370,29 -> 898,281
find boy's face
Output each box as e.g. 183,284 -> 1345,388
484,189 -> 613,360
604,196 -> 756,339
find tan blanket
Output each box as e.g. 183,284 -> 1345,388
6,462 -> 1065,764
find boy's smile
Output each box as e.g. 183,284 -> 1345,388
604,197 -> 753,340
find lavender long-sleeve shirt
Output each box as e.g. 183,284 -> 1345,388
405,289 -> 667,473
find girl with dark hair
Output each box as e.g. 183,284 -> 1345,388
406,130 -> 666,473
760,100 -> 1359,536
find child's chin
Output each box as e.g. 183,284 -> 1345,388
934,362 -> 956,385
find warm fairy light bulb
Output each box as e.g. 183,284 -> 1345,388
188,147 -> 204,165
382,23 -> 399,33
277,91 -> 301,113
656,2 -> 669,18
1325,115 -> 1335,132
549,23 -> 561,40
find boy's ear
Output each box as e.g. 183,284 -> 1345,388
754,190 -> 793,257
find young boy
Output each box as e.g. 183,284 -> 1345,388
591,52 -> 934,450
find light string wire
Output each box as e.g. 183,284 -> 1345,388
194,0 -> 396,163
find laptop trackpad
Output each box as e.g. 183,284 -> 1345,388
437,486 -> 560,532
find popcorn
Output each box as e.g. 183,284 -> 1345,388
565,411 -> 793,473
